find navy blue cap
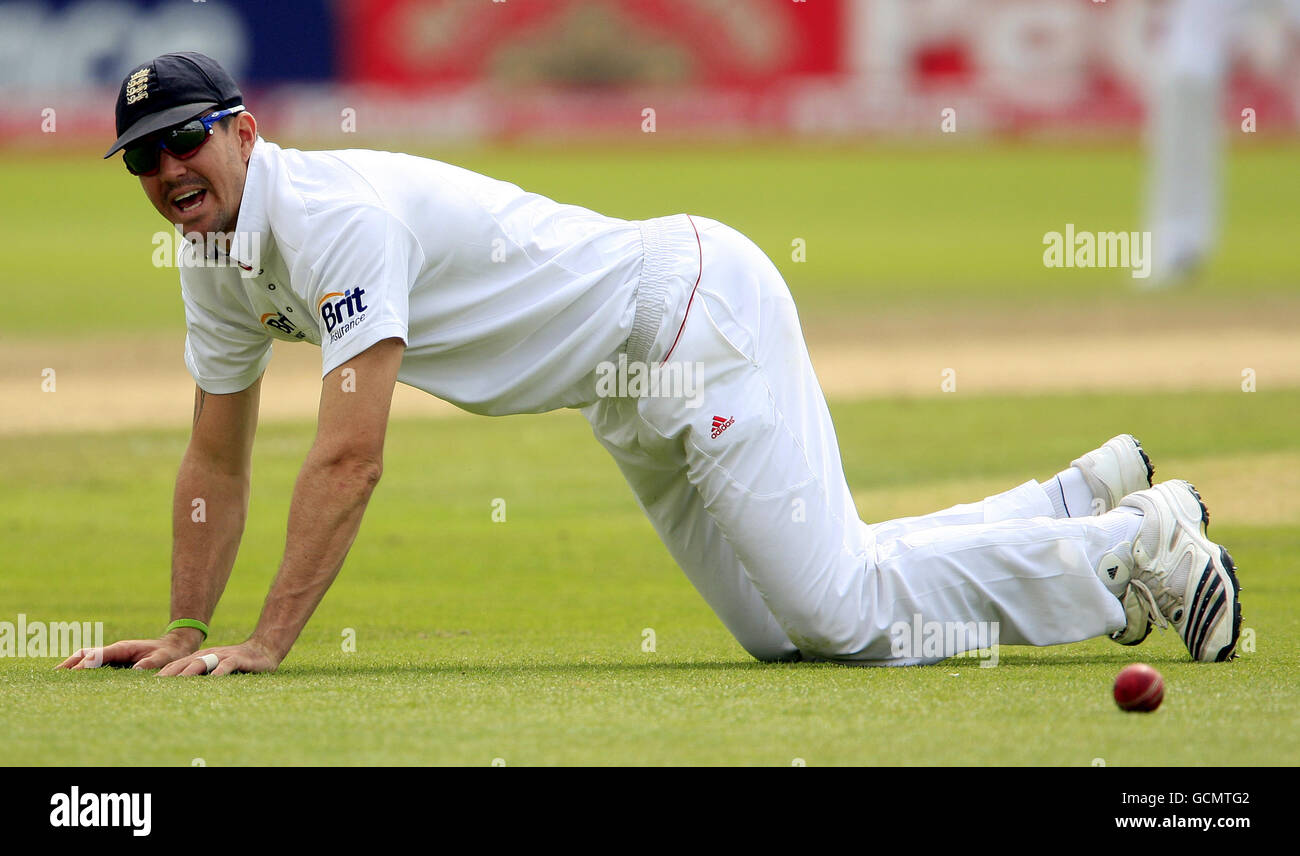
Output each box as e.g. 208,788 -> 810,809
104,51 -> 243,158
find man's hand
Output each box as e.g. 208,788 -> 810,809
157,639 -> 280,677
56,629 -> 202,670
61,341 -> 402,678
58,378 -> 262,676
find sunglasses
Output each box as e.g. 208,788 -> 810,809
122,105 -> 246,176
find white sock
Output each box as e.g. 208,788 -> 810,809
1040,468 -> 1097,518
1101,507 -> 1143,553
1094,507 -> 1144,597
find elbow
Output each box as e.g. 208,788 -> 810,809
355,458 -> 383,491
314,449 -> 384,491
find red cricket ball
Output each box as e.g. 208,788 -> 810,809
1113,663 -> 1164,712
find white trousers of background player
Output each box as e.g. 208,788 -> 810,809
1145,0 -> 1242,278
1145,0 -> 1300,279
584,217 -> 1126,665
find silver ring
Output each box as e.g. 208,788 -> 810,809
199,653 -> 220,673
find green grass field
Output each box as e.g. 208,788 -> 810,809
4,139 -> 1299,334
3,393 -> 1298,765
1,140 -> 1297,765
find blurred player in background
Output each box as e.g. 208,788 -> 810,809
1144,0 -> 1300,286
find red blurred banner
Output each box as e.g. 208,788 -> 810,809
4,0 -> 1299,145
340,0 -> 846,89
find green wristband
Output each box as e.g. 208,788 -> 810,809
166,618 -> 209,640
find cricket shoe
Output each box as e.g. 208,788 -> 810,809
1109,587 -> 1154,647
1072,434 -> 1155,515
1113,480 -> 1242,662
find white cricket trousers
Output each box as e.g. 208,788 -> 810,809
583,215 -> 1126,664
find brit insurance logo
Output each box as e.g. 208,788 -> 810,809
318,287 -> 367,343
260,312 -> 307,340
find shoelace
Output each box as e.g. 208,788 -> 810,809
1128,579 -> 1173,630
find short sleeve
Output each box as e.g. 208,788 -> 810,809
181,278 -> 273,394
304,207 -> 421,378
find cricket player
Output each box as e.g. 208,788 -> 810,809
1144,0 -> 1300,286
61,52 -> 1240,676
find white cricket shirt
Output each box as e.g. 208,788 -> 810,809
178,138 -> 647,415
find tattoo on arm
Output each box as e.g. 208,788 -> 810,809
193,389 -> 207,426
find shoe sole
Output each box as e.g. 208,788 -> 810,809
1116,612 -> 1153,647
1132,435 -> 1155,486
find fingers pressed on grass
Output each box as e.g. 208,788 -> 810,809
180,660 -> 207,677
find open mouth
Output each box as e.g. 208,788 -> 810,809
172,188 -> 207,214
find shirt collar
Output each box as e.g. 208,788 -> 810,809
228,135 -> 273,274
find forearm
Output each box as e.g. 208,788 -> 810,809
248,451 -> 381,661
170,448 -> 251,647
